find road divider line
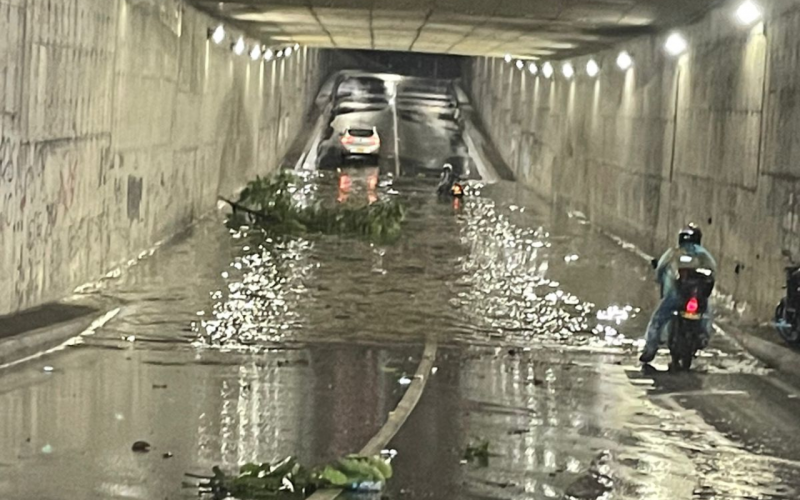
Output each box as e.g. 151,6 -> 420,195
307,335 -> 438,500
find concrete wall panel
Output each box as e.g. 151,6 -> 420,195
0,0 -> 328,315
468,1 -> 800,319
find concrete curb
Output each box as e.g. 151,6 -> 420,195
0,308 -> 120,368
717,321 -> 800,377
306,336 -> 438,500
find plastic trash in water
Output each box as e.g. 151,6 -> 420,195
43,366 -> 54,373
348,481 -> 384,492
398,376 -> 412,386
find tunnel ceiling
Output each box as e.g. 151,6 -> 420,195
190,0 -> 718,58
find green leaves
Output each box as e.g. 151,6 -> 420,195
191,454 -> 393,499
228,171 -> 406,244
463,439 -> 491,467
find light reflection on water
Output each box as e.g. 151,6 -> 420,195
0,172 -> 795,500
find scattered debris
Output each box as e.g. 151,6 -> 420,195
188,454 -> 394,499
163,452 -> 174,459
41,444 -> 53,454
132,441 -> 151,453
463,440 -> 490,467
43,366 -> 54,373
398,376 -> 412,386
152,384 -> 168,389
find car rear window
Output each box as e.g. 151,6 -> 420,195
348,129 -> 373,137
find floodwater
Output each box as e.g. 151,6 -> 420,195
1,76 -> 800,500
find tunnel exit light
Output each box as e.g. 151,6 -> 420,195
586,59 -> 600,77
616,51 -> 633,71
736,0 -> 762,25
665,33 -> 688,56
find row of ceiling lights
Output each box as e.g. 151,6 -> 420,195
503,0 -> 763,79
207,25 -> 300,62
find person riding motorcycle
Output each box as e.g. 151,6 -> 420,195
640,224 -> 717,363
437,163 -> 463,198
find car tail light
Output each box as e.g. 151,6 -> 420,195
685,297 -> 699,314
341,134 -> 355,145
369,135 -> 380,145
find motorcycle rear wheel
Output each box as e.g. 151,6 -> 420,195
669,320 -> 695,372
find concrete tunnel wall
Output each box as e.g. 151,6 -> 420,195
465,1 -> 800,322
0,0 -> 329,316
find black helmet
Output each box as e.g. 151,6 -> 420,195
678,223 -> 702,245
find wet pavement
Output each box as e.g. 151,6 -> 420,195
2,75 -> 800,500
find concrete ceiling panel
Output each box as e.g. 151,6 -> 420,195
189,0 -> 719,57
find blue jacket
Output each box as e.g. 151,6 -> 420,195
655,243 -> 717,298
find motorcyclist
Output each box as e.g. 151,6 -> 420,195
640,224 -> 717,363
437,164 -> 458,197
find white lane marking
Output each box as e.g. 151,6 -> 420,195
0,308 -> 122,372
391,82 -> 400,177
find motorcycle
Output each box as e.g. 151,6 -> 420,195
437,164 -> 465,201
651,261 -> 715,371
775,266 -> 800,345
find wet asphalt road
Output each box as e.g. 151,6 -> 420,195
2,76 -> 800,500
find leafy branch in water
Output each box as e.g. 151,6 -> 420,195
463,439 -> 491,467
226,171 -> 406,243
189,455 -> 393,499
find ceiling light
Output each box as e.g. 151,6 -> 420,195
528,62 -> 538,75
504,54 -> 512,63
285,46 -> 293,57
586,59 -> 600,77
232,37 -> 245,55
736,0 -> 762,25
562,62 -> 574,79
249,45 -> 261,60
294,43 -> 300,50
542,62 -> 554,79
665,32 -> 688,56
616,51 -> 633,70
277,49 -> 284,58
210,25 -> 225,44
515,59 -> 524,70
264,48 -> 274,61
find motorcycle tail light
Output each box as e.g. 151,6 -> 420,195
685,297 -> 699,314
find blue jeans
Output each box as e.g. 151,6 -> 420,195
644,293 -> 714,353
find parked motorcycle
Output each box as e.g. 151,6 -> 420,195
651,261 -> 715,371
775,266 -> 800,345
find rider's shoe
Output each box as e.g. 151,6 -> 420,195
639,349 -> 657,364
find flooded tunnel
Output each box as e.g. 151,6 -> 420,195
4,0 -> 800,499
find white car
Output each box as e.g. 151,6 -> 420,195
340,127 -> 381,160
